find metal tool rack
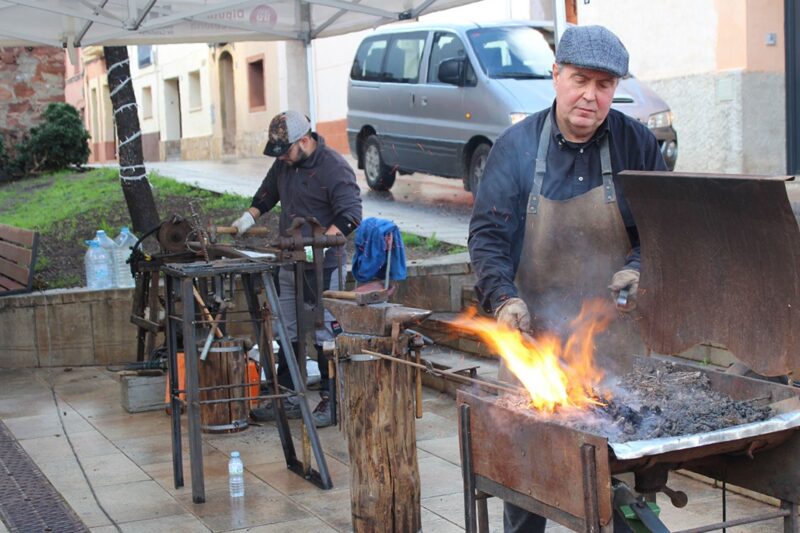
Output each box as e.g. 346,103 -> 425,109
163,258 -> 332,503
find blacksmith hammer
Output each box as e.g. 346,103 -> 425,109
209,225 -> 270,243
322,289 -> 389,305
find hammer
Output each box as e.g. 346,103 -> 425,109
209,225 -> 270,243
322,289 -> 389,305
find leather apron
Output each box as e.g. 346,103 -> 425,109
498,115 -> 643,382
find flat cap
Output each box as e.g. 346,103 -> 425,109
555,25 -> 629,78
264,110 -> 311,157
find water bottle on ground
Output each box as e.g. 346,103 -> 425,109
84,240 -> 113,290
228,451 -> 244,497
94,230 -> 119,287
113,226 -> 137,288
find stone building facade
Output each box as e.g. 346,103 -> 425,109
0,46 -> 64,147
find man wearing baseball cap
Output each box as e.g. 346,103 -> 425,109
231,110 -> 362,428
468,25 -> 667,532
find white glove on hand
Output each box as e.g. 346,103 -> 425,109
232,211 -> 256,237
608,269 -> 640,311
494,297 -> 531,332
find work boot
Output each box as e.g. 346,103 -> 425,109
311,395 -> 333,428
250,400 -> 302,422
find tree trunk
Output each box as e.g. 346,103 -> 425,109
103,46 -> 160,235
338,333 -> 421,533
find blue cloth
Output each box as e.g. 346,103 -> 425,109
352,218 -> 407,283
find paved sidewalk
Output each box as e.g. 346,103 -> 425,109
145,157 -> 472,247
0,364 -> 791,532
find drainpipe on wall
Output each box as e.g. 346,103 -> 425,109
786,0 -> 799,174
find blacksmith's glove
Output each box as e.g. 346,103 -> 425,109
609,269 -> 640,312
232,211 -> 256,237
494,297 -> 531,332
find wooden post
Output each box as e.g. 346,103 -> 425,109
338,333 -> 421,533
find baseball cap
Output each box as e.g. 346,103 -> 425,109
555,25 -> 629,78
263,110 -> 311,157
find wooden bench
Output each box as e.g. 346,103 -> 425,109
0,223 -> 39,296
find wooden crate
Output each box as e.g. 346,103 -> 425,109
119,373 -> 167,413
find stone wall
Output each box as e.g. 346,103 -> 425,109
0,288 -> 137,368
0,47 -> 65,146
0,253 -> 754,374
393,252 -> 475,313
647,70 -> 786,175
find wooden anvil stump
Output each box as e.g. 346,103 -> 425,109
325,297 -> 431,533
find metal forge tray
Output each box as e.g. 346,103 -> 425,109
458,356 -> 800,533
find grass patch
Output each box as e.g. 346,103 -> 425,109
0,168 -> 252,231
0,168 -> 120,230
401,231 -> 466,255
0,169 -> 464,289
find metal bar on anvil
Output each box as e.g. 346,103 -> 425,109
323,298 -> 432,336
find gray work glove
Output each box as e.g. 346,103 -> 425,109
609,269 -> 640,312
232,211 -> 256,236
494,297 -> 531,332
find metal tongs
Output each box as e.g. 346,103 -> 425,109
616,287 -> 630,308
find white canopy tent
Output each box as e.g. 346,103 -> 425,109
0,0 -> 545,123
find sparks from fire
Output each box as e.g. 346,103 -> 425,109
453,300 -> 616,413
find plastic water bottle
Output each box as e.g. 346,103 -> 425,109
228,451 -> 244,497
113,227 -> 137,288
95,230 -> 119,287
84,240 -> 113,290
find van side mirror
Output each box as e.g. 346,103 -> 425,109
438,58 -> 465,86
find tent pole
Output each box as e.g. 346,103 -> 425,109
301,1 -> 317,129
306,40 -> 317,129
553,0 -> 567,48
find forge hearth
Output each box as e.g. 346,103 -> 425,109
458,354 -> 800,533
494,360 -> 774,444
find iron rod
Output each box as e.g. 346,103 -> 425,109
262,271 -> 333,489
673,509 -> 793,533
459,404 -> 477,533
165,275 -> 183,490
181,279 -> 206,503
580,444 -> 600,533
361,349 -> 522,395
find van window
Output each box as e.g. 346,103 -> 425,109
351,37 -> 389,81
427,32 -> 476,86
467,26 -> 553,79
381,32 -> 426,83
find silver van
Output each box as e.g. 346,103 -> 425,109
347,21 -> 677,193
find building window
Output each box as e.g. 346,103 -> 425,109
141,85 -> 153,118
247,57 -> 265,112
138,45 -> 153,68
188,70 -> 201,110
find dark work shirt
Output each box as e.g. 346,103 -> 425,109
251,134 -> 362,268
468,102 -> 667,313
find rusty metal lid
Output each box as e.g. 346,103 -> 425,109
618,171 -> 800,377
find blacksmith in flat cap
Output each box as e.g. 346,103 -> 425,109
468,24 -> 668,532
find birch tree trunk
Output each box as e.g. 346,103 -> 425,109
103,45 -> 160,234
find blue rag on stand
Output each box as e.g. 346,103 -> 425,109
352,217 -> 407,283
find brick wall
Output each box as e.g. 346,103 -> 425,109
0,47 -> 65,146
316,118 -> 349,155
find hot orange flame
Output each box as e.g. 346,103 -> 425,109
452,299 -> 615,413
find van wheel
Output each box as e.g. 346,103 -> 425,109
468,143 -> 491,195
363,136 -> 396,191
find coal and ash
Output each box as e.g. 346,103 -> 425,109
498,361 -> 773,443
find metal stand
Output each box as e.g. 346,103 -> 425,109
163,258 -> 333,504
